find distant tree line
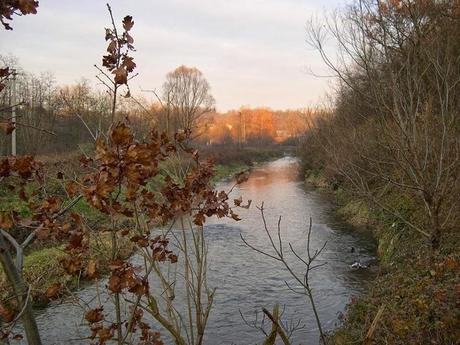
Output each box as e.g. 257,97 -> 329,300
0,60 -> 311,156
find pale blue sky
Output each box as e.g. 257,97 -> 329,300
0,0 -> 346,111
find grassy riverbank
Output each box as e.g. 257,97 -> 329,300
0,235 -> 135,307
0,146 -> 285,307
305,171 -> 459,345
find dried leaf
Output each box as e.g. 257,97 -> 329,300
86,260 -> 97,279
45,282 -> 61,298
113,67 -> 127,85
109,123 -> 133,145
65,181 -> 79,196
0,212 -> 13,229
0,120 -> 15,135
0,304 -> 15,323
85,307 -> 104,324
122,15 -> 134,31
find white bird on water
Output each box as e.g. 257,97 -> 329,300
350,262 -> 368,269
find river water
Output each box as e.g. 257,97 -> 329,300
19,157 -> 376,344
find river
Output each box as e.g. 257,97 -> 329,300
19,157 -> 376,344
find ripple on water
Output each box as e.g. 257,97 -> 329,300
17,157 -> 375,345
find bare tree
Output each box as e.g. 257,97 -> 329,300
162,65 -> 215,137
305,0 -> 460,248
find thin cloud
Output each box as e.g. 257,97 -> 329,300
0,0 -> 342,110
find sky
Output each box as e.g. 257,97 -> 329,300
0,0 -> 345,111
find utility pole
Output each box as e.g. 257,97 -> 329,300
11,69 -> 17,156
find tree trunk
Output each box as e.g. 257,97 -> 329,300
0,234 -> 42,345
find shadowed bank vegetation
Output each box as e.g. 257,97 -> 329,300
300,0 -> 459,343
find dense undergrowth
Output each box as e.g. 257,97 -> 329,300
304,172 -> 459,344
299,0 -> 460,343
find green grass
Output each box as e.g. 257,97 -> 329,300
304,170 -> 330,189
0,234 -> 135,306
73,198 -> 105,224
337,200 -> 371,227
213,163 -> 248,183
303,169 -> 460,345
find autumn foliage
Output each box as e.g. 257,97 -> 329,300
0,0 -> 38,30
102,13 -> 136,86
0,4 -> 252,344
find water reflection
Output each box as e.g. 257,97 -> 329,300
203,157 -> 376,344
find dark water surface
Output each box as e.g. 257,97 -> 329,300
22,157 -> 376,344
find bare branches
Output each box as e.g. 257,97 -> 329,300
240,304 -> 305,342
162,65 -> 215,137
304,0 -> 460,248
241,203 -> 328,344
96,3 -> 137,124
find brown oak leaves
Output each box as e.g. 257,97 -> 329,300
0,0 -> 39,30
102,8 -> 136,86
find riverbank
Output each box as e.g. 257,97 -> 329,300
305,170 -> 459,345
0,146 -> 285,307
